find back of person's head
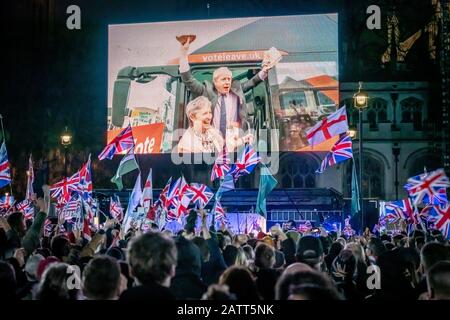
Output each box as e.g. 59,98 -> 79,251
219,266 -> 259,300
331,250 -> 356,283
36,256 -> 60,280
430,230 -> 445,243
420,242 -> 450,273
427,261 -> 450,300
295,236 -> 324,269
319,236 -> 331,255
286,230 -> 300,245
328,242 -> 344,258
255,243 -> 275,269
7,211 -> 25,234
51,235 -> 70,260
283,262 -> 313,275
275,269 -> 333,300
377,249 -> 415,296
105,246 -> 125,261
82,256 -> 121,300
414,237 -> 425,251
175,235 -> 202,277
192,236 -> 210,263
24,254 -> 45,282
385,242 -> 396,251
380,234 -> 392,243
202,284 -> 233,300
128,232 -> 177,285
242,245 -> 255,262
0,261 -> 17,300
287,284 -> 343,300
345,242 -> 366,265
274,250 -> 285,269
367,237 -> 387,260
36,263 -> 79,300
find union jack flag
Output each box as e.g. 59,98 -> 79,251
159,177 -> 172,209
213,200 -> 226,223
404,169 -> 449,206
26,154 -> 34,200
165,177 -> 182,208
419,205 -> 439,223
98,125 -> 135,160
60,194 -> 81,221
211,146 -> 231,181
297,221 -> 312,233
43,218 -> 54,237
0,141 -> 11,188
316,133 -> 353,174
50,171 -> 81,202
186,183 -> 214,208
229,144 -> 260,180
15,199 -> 34,220
381,198 -> 415,224
110,195 -> 124,222
423,187 -> 448,205
429,203 -> 450,239
0,194 -> 14,210
78,155 -> 93,202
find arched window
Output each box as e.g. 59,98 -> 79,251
280,154 -> 318,188
345,154 -> 384,199
407,152 -> 443,177
366,98 -> 388,130
400,97 -> 423,130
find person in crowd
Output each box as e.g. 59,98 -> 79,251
295,235 -> 325,271
35,262 -> 80,300
253,242 -> 280,300
275,268 -> 336,300
427,261 -> 450,300
170,233 -> 207,299
330,249 -> 362,300
82,256 -> 126,300
366,237 -> 386,265
324,241 -> 343,272
120,232 -> 177,300
0,261 -> 18,300
219,266 -> 260,300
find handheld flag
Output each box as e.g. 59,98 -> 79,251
256,165 -> 277,218
26,154 -> 34,200
316,133 -> 353,173
0,141 -> 11,188
111,149 -> 139,191
98,125 -> 134,160
306,106 -> 349,146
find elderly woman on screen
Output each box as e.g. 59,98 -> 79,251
177,96 -> 253,153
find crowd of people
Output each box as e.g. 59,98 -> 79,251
1,186 -> 449,301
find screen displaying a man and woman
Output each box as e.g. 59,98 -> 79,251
107,13 -> 338,154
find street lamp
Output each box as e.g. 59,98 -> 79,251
60,126 -> 72,176
353,81 -> 368,232
347,128 -> 357,139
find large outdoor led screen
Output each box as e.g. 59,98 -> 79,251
108,13 -> 338,154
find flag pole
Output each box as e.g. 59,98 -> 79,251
0,114 -> 13,196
